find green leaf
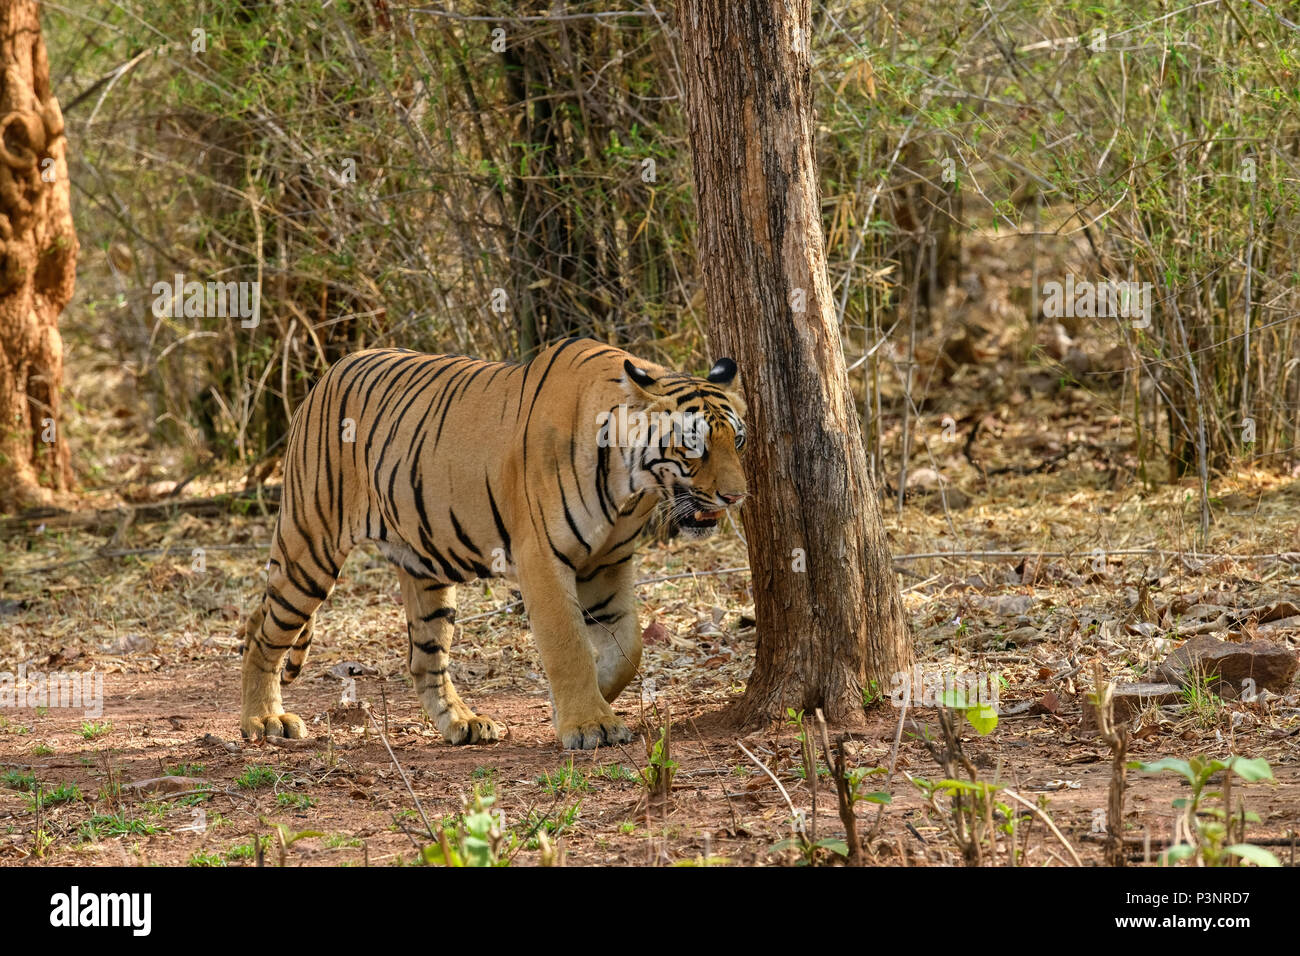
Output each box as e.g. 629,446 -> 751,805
860,791 -> 892,805
965,705 -> 999,735
937,777 -> 1003,795
939,689 -> 970,709
1226,757 -> 1274,783
815,838 -> 849,857
1160,843 -> 1197,864
909,777 -> 940,796
1132,758 -> 1195,783
421,843 -> 460,867
1224,844 -> 1281,867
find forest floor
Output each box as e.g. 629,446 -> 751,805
2,238 -> 1299,866
1,439 -> 1298,866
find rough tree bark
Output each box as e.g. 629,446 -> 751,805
0,0 -> 77,512
676,0 -> 912,724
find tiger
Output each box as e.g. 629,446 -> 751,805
239,336 -> 748,750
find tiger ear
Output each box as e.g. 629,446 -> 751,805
623,359 -> 658,392
707,357 -> 738,387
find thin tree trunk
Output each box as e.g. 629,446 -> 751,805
0,0 -> 77,512
676,0 -> 912,724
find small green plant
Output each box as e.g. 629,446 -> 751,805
844,765 -> 892,807
235,765 -> 277,789
953,616 -> 971,647
1133,755 -> 1279,867
618,821 -> 636,835
766,710 -> 854,865
1180,670 -> 1226,728
0,716 -> 31,734
29,783 -> 80,810
791,762 -> 831,780
940,686 -> 999,736
470,766 -> 496,793
187,851 -> 226,867
79,721 -> 112,740
225,842 -> 256,861
270,824 -> 325,866
641,725 -> 677,800
784,708 -> 805,736
421,787 -> 515,867
388,808 -> 420,831
536,758 -> 590,794
30,744 -> 54,756
770,830 -> 849,866
2,770 -> 36,792
910,710 -> 1030,866
912,775 -> 1012,849
225,835 -> 271,862
276,792 -> 317,811
79,812 -> 162,841
324,834 -> 363,849
520,801 -> 581,850
861,679 -> 883,708
166,763 -> 205,777
176,787 -> 214,807
594,764 -> 638,783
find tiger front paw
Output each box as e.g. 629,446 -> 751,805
242,712 -> 308,741
558,713 -> 634,750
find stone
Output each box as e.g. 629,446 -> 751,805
1081,682 -> 1183,730
1153,634 -> 1298,693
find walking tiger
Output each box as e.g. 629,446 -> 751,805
239,337 -> 747,749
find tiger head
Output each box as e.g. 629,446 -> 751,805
618,356 -> 748,538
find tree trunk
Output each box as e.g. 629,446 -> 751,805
676,0 -> 912,724
0,0 -> 76,512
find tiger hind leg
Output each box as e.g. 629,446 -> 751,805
241,547 -> 341,740
279,615 -> 314,685
397,572 -> 502,745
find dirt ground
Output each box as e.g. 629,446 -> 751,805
2,455 -> 1298,866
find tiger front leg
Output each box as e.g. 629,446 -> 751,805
517,544 -> 636,750
397,573 -> 502,745
577,561 -> 642,703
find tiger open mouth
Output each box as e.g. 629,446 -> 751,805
681,507 -> 722,530
670,488 -> 723,532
